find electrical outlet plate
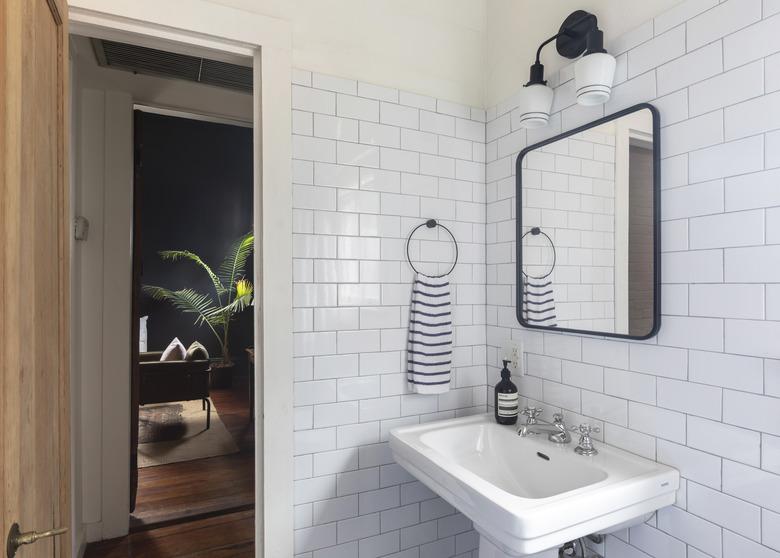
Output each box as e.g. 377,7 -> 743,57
502,339 -> 523,375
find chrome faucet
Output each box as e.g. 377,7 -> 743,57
517,407 -> 572,444
571,423 -> 600,456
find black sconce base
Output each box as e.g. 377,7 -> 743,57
556,10 -> 598,59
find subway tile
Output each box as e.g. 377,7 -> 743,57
657,42 -> 723,96
723,531 -> 780,558
723,389 -> 780,436
313,448 -> 359,476
294,135 -> 337,163
726,246 -> 780,282
688,481 -> 761,541
657,377 -> 722,419
295,523 -> 337,553
689,209 -> 764,250
654,0 -> 718,36
337,512 -> 380,542
657,505 -> 722,557
726,168 -> 780,211
657,440 -> 722,488
359,121 -> 400,148
662,111 -> 724,159
337,141 -> 380,167
726,319 -> 780,359
627,25 -> 686,79
313,73 -> 357,95
687,0 -> 761,52
293,110 -> 314,135
688,415 -> 761,466
314,307 -> 360,331
582,338 -> 630,369
725,90 -> 780,141
401,129 -> 437,154
629,402 -> 686,443
381,102 -> 419,129
314,114 -> 359,142
399,91 -> 437,111
381,147 -> 419,173
629,344 -> 688,379
656,315 -> 724,351
689,60 -> 764,117
604,368 -> 656,404
724,12 -> 780,69
293,85 -> 336,114
581,390 -> 628,426
358,82 -> 398,103
689,350 -> 764,392
337,94 -> 379,122
723,459 -> 780,513
603,423 -> 655,459
420,110 -> 455,136
628,523 -> 686,558
689,136 -> 764,183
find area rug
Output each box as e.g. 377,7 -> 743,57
138,399 -> 239,468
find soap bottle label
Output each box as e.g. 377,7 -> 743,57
497,392 -> 518,418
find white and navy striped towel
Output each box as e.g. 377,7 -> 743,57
522,276 -> 557,327
407,274 -> 452,394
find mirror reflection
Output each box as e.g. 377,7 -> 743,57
518,105 -> 658,339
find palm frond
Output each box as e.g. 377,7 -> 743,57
208,279 -> 253,324
158,250 -> 226,297
217,232 -> 254,298
142,285 -> 221,331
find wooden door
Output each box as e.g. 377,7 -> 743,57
0,0 -> 71,557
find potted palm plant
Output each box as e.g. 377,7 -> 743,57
143,231 -> 254,388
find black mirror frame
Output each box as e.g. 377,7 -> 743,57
515,102 -> 661,340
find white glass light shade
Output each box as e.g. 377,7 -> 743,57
517,83 -> 554,129
574,52 -> 616,106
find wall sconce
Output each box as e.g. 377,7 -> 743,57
517,10 -> 616,129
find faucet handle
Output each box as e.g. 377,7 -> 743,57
571,423 -> 600,456
571,423 -> 600,435
552,413 -> 565,424
521,406 -> 542,419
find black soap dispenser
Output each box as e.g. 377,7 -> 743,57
494,359 -> 519,425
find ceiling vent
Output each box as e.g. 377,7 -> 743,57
92,39 -> 253,93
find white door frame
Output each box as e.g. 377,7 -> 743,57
68,2 -> 293,556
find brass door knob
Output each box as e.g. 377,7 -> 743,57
6,523 -> 67,557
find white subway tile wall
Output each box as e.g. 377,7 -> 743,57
293,73 -> 486,557
485,2 -> 780,558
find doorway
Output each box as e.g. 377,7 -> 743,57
70,32 -> 257,551
131,108 -> 255,527
67,4 -> 294,555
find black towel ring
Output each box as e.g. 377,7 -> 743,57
521,226 -> 556,280
406,219 -> 458,278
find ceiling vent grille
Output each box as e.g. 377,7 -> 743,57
92,39 -> 253,93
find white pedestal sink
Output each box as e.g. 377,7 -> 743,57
389,414 -> 678,557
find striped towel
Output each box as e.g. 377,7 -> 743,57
522,276 -> 557,327
407,274 -> 452,394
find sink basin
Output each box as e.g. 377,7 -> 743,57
389,414 -> 679,557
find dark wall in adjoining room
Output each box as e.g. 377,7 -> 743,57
136,111 -> 253,368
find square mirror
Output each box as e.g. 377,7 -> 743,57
516,103 -> 660,339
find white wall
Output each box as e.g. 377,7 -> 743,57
70,36 -> 253,542
486,1 -> 780,556
73,0 -> 487,107
291,71 -> 487,557
486,0 -> 684,107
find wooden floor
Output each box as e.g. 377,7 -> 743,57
85,376 -> 255,557
130,375 -> 255,529
84,510 -> 254,558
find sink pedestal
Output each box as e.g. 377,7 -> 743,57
478,534 -> 557,558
